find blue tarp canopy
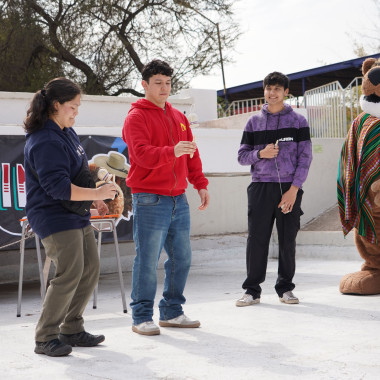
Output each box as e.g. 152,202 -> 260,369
217,53 -> 380,102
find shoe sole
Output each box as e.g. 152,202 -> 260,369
59,335 -> 105,347
236,299 -> 260,307
279,298 -> 299,304
158,321 -> 200,328
34,346 -> 72,357
132,326 -> 160,336
69,337 -> 105,347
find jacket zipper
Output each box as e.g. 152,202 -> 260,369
164,107 -> 177,194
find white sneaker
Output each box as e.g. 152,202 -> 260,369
159,314 -> 200,328
280,291 -> 299,304
236,293 -> 260,307
132,321 -> 160,336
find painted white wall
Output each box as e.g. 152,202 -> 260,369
0,89 -> 218,133
192,128 -> 244,173
174,88 -> 217,122
301,138 -> 343,223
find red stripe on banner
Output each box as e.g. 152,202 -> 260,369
2,163 -> 12,207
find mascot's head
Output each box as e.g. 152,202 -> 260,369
360,58 -> 380,118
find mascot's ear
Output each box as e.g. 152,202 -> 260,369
362,58 -> 376,75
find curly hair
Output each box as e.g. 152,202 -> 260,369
142,59 -> 174,82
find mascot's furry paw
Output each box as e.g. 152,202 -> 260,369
339,270 -> 380,295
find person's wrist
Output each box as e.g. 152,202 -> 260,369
290,185 -> 299,193
257,150 -> 262,159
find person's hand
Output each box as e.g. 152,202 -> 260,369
278,185 -> 298,214
174,141 -> 197,157
198,189 -> 210,210
96,183 -> 117,200
259,143 -> 279,159
93,200 -> 109,216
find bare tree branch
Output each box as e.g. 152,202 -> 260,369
1,0 -> 240,95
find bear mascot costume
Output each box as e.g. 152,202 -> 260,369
338,57 -> 380,295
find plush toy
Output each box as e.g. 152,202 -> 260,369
89,152 -> 132,218
338,58 -> 380,295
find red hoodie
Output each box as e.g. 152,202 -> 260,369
122,99 -> 208,196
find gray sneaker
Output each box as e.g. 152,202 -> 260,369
132,321 -> 160,336
236,293 -> 260,307
280,291 -> 299,304
159,314 -> 200,328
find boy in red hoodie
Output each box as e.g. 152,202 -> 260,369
122,59 -> 209,336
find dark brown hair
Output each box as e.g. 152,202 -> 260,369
263,71 -> 290,90
142,59 -> 173,82
24,77 -> 82,134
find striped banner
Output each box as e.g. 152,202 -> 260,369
0,135 -> 132,250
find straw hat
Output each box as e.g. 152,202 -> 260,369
93,152 -> 130,178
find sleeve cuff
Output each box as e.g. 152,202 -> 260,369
251,149 -> 261,164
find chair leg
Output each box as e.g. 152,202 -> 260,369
17,221 -> 27,317
93,230 -> 102,309
112,220 -> 127,313
35,235 -> 46,300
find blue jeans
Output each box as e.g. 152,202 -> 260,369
131,193 -> 192,325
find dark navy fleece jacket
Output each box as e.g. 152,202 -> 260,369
24,119 -> 90,239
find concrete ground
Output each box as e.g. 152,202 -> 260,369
1,230 -> 380,380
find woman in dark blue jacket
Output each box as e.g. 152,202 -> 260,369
24,78 -> 117,357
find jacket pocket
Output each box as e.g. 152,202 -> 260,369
277,145 -> 297,177
254,158 -> 277,176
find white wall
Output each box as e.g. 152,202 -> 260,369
0,91 -> 194,134
187,174 -> 252,235
0,88 -> 219,132
301,138 -> 344,224
174,88 -> 217,122
192,128 -> 244,173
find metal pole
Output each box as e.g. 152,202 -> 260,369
216,23 -> 228,108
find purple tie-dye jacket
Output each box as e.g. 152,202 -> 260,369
238,103 -> 312,188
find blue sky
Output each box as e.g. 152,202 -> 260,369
190,0 -> 379,91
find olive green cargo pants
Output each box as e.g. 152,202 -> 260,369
35,225 -> 99,342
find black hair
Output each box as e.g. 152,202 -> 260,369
24,77 -> 82,134
263,71 -> 290,90
141,59 -> 174,82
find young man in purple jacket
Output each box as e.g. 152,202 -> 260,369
236,71 -> 312,306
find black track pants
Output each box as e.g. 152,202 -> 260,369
242,182 -> 303,298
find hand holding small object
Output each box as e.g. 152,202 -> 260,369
260,142 -> 279,159
97,168 -> 117,199
174,141 -> 197,158
190,138 -> 196,158
96,182 -> 117,200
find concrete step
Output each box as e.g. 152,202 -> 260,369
271,230 -> 357,260
270,203 -> 359,260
